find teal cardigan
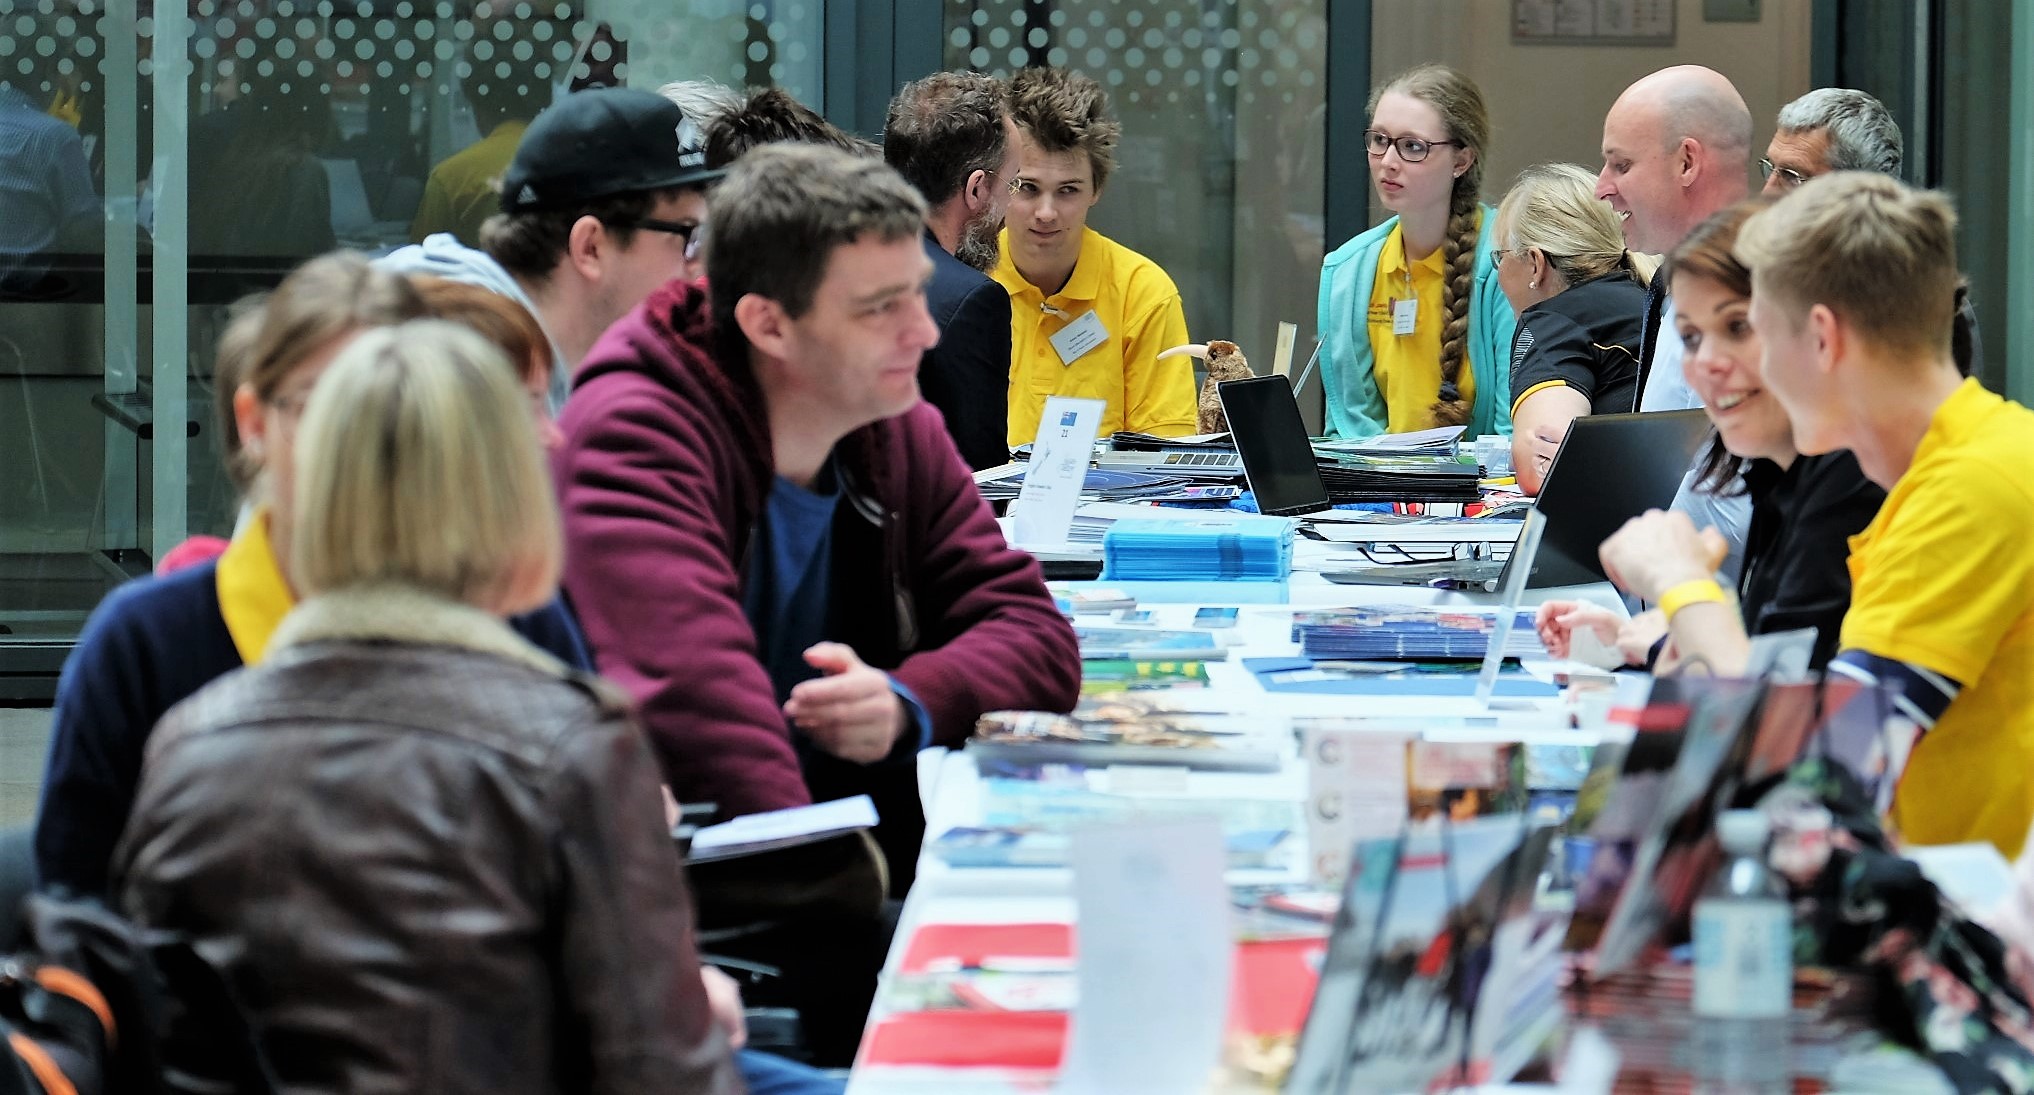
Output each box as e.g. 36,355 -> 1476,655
1315,207 -> 1518,439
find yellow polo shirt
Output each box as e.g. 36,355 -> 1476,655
1365,223 -> 1475,432
410,120 -> 529,245
994,226 -> 1196,446
1845,380 -> 2034,854
214,508 -> 295,666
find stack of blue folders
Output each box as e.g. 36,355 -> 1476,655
1101,515 -> 1294,581
1290,607 -> 1544,660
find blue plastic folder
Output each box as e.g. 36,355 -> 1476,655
1101,515 -> 1295,582
1242,656 -> 1558,697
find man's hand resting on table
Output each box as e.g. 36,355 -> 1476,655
1597,508 -> 1729,602
785,642 -> 907,764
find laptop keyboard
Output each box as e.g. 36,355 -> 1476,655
1161,452 -> 1238,466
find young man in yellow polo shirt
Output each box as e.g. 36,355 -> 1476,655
1738,172 -> 2034,856
409,50 -> 545,245
993,66 -> 1195,447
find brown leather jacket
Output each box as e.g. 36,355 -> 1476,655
112,587 -> 742,1094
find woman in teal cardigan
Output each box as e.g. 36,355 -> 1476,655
1316,64 -> 1516,440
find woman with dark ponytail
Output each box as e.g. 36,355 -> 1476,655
1317,64 -> 1515,439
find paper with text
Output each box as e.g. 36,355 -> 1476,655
1013,397 -> 1106,550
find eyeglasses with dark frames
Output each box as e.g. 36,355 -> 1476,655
1364,129 -> 1462,163
1758,158 -> 1811,190
616,217 -> 708,260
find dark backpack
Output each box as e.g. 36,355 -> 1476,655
0,895 -> 276,1095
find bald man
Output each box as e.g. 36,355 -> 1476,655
1596,65 -> 1754,579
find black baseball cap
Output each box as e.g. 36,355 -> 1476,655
499,87 -> 723,214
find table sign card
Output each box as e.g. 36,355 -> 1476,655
1058,816 -> 1231,1094
1301,722 -> 1412,888
1012,396 -> 1105,550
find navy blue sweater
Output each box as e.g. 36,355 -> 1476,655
33,562 -> 592,897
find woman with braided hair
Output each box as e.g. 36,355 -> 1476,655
1317,64 -> 1515,440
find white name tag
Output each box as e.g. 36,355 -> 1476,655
1392,297 -> 1418,336
1048,308 -> 1110,366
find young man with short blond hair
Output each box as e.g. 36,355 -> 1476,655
1737,171 -> 2034,855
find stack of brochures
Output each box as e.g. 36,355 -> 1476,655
1290,606 -> 1544,660
1073,623 -> 1230,660
974,466 -> 1191,504
1100,514 -> 1294,581
968,694 -> 1280,772
1312,424 -> 1464,457
1107,430 -> 1233,451
1312,451 -> 1482,503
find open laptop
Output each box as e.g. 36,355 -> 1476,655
1322,409 -> 1710,591
1093,447 -> 1245,478
1216,375 -> 1335,517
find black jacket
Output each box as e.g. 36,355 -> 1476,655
919,230 -> 1012,470
1739,451 -> 1887,670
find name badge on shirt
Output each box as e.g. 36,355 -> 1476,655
1392,297 -> 1418,337
1049,309 -> 1110,367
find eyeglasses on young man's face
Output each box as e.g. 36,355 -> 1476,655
1758,159 -> 1811,191
617,217 -> 707,261
1364,129 -> 1462,163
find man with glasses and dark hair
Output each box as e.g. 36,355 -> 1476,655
883,71 -> 1019,469
380,86 -> 718,410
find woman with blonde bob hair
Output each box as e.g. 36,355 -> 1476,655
288,322 -> 560,611
35,253 -> 591,902
1492,162 -> 1656,492
116,321 -> 743,1094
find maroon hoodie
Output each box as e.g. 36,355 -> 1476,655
555,278 -> 1079,848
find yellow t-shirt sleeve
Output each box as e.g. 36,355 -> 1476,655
1120,292 -> 1197,437
1840,456 -> 2034,685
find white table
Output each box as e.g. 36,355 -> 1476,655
846,556 -> 1622,1093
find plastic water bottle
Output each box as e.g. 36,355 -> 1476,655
1691,809 -> 1792,1092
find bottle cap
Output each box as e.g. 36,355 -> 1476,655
1715,809 -> 1771,855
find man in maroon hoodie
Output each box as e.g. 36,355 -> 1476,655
554,142 -> 1080,895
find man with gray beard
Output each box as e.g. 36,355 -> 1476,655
884,72 -> 1018,469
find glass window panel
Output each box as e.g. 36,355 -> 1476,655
0,0 -> 824,655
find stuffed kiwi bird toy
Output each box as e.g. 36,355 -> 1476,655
1159,340 -> 1256,434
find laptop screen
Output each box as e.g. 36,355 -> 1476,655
1218,376 -> 1331,517
1530,409 -> 1710,587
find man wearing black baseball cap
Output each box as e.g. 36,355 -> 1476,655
380,86 -> 721,410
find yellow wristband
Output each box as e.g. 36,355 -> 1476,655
1658,578 -> 1727,621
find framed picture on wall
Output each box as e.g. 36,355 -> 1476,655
1512,0 -> 1677,46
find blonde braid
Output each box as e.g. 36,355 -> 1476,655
1430,179 -> 1479,427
